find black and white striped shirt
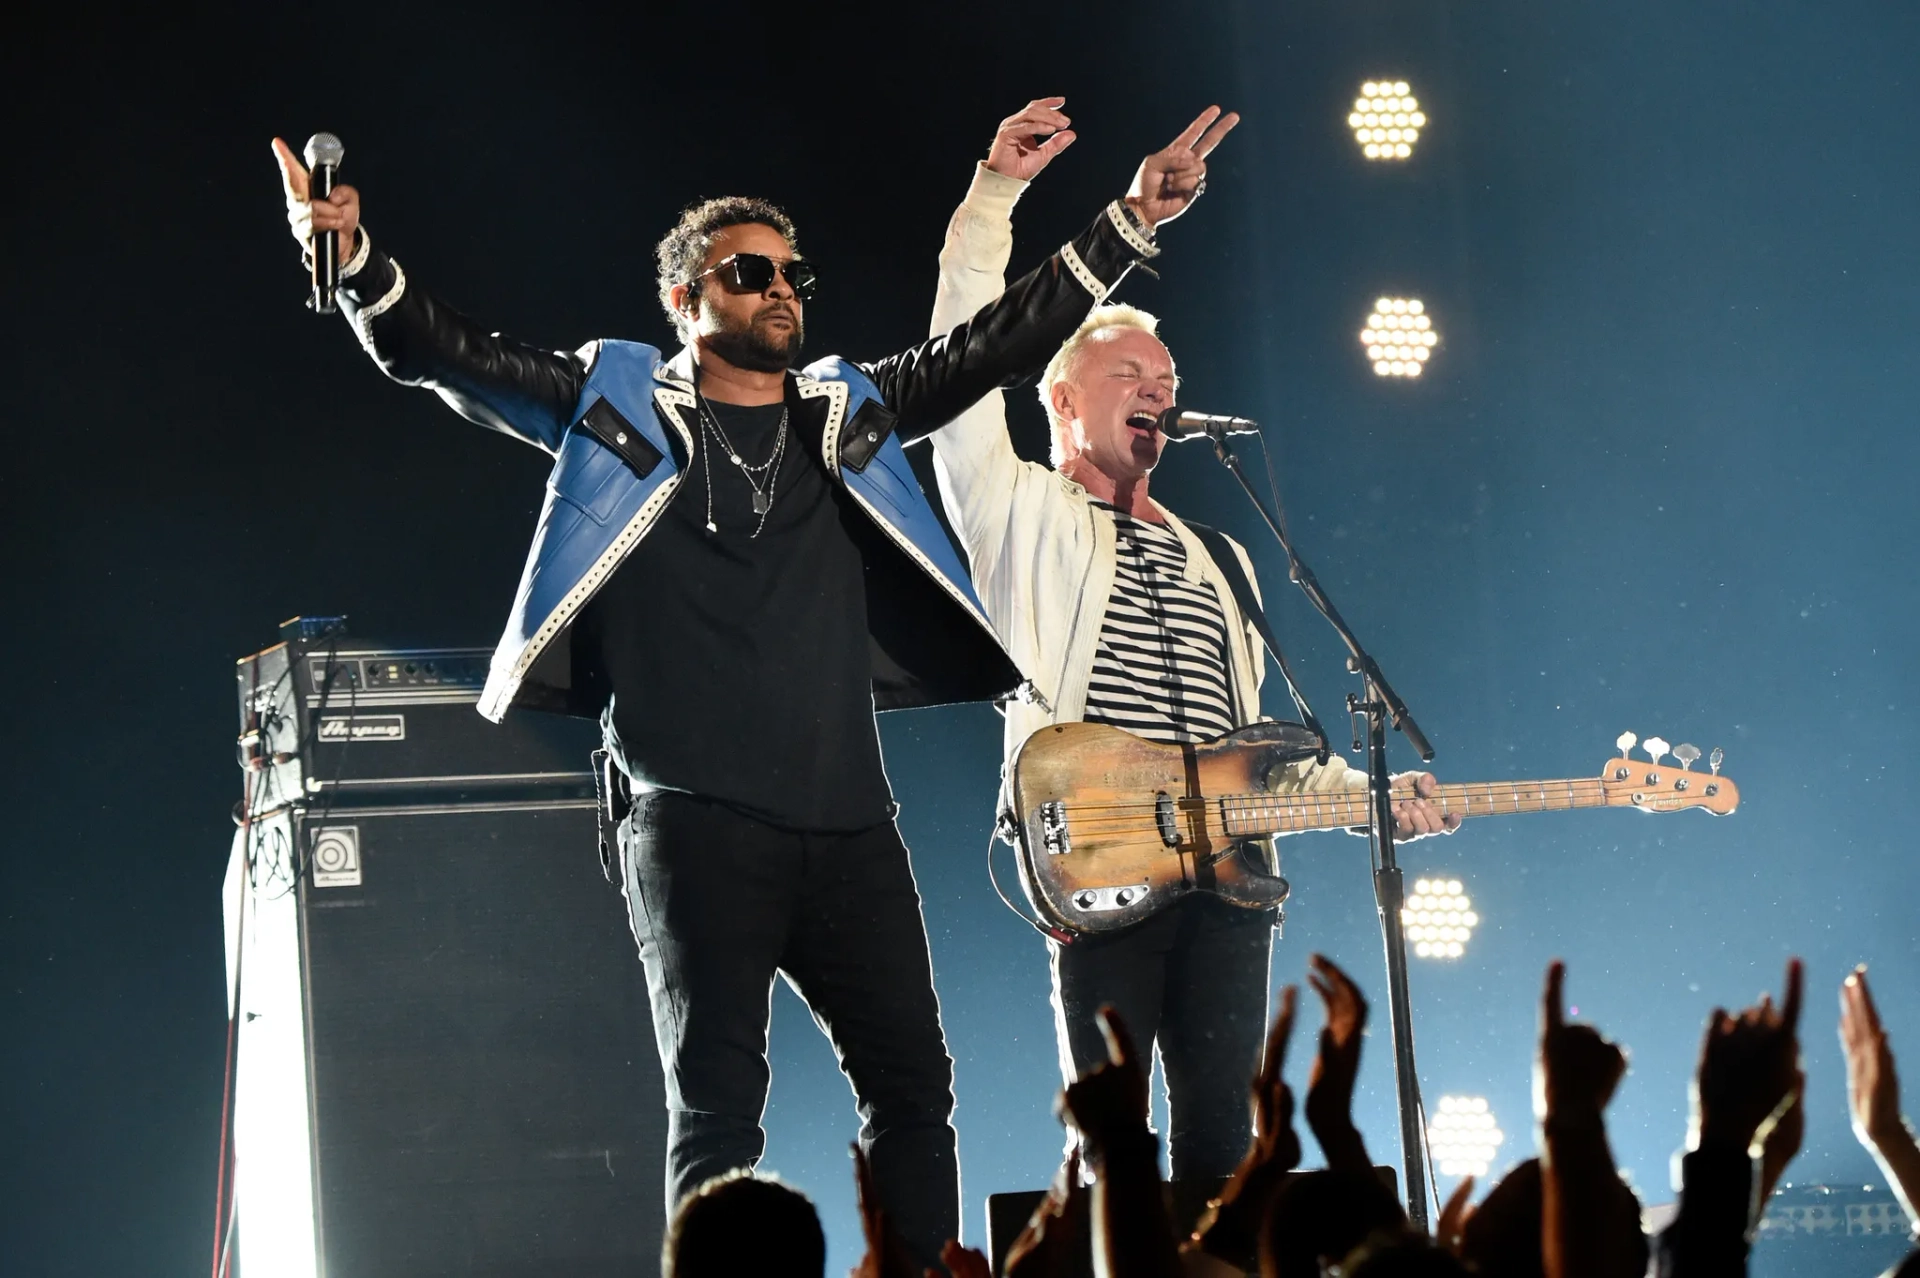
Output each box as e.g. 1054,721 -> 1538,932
1082,505 -> 1237,744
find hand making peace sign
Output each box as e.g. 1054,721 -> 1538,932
1125,105 -> 1241,229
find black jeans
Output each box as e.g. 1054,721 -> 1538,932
619,791 -> 958,1267
1049,895 -> 1275,1179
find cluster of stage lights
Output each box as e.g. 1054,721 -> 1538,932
1429,1096 -> 1504,1178
1347,79 -> 1439,380
1362,298 -> 1438,378
1402,878 -> 1477,958
1350,80 -> 1425,160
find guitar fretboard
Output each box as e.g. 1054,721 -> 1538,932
1220,777 -> 1613,837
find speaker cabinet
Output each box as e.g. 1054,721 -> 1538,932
225,737 -> 666,1278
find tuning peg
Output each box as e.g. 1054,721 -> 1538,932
1709,747 -> 1723,776
1673,743 -> 1701,772
1616,731 -> 1638,756
1643,736 -> 1670,765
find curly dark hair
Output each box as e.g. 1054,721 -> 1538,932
663,1169 -> 824,1277
655,196 -> 799,337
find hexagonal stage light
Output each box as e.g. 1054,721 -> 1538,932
1349,80 -> 1426,160
1429,1095 -> 1505,1178
1362,297 -> 1439,379
1402,876 -> 1477,958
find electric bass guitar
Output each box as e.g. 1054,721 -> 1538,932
1006,721 -> 1739,937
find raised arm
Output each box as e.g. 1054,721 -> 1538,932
872,106 -> 1238,444
1060,1007 -> 1183,1278
271,137 -> 586,453
1536,961 -> 1648,1278
1657,958 -> 1804,1277
926,100 -> 1068,564
1840,967 -> 1920,1233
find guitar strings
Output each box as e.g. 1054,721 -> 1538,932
1052,777 -> 1620,819
1048,778 -> 1668,835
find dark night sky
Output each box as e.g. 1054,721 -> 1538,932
6,2 -> 1920,1274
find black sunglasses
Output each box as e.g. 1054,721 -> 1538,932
693,252 -> 819,301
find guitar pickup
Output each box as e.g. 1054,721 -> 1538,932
1155,792 -> 1181,847
1039,801 -> 1071,856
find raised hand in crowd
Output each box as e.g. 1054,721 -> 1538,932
1534,962 -> 1645,1278
1058,1007 -> 1181,1278
1658,957 -> 1804,1278
1305,954 -> 1376,1174
1457,1159 -> 1545,1278
1186,986 -> 1302,1272
1691,957 -> 1804,1157
1434,1174 -> 1477,1258
1255,959 -> 1408,1278
1001,1150 -> 1088,1278
983,97 -> 1078,183
1123,106 -> 1240,230
1841,966 -> 1920,1237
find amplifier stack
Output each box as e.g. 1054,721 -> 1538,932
222,618 -> 666,1278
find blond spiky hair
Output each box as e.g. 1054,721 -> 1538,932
1038,304 -> 1175,465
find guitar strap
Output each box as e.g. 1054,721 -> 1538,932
1187,522 -> 1330,761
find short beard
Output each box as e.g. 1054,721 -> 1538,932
701,304 -> 804,373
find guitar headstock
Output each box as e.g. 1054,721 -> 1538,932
1600,732 -> 1739,814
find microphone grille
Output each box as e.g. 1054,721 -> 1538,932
304,132 -> 345,169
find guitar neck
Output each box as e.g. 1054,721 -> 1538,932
1222,777 -> 1613,838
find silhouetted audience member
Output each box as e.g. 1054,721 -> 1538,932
663,1168 -> 824,1278
1655,959 -> 1804,1277
1534,962 -> 1648,1278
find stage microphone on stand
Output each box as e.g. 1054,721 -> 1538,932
1155,407 -> 1261,440
304,132 -> 345,314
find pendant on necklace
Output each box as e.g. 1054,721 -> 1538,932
705,520 -> 718,533
729,454 -> 742,466
752,491 -> 771,515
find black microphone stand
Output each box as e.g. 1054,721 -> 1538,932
1204,424 -> 1436,1229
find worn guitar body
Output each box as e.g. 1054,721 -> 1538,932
1009,721 -> 1740,938
1009,720 -> 1326,935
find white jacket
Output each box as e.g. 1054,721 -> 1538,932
927,165 -> 1363,804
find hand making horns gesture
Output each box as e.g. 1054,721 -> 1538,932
1125,105 -> 1241,230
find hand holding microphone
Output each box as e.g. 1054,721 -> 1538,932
270,134 -> 358,313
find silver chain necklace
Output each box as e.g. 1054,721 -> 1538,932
695,394 -> 788,537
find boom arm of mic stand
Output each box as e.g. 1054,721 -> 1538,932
1207,431 -> 1433,760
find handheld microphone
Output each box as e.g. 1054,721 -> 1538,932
1156,407 -> 1260,441
304,132 -> 345,314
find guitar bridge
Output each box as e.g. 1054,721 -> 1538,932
1039,801 -> 1071,856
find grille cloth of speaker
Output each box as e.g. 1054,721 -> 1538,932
300,804 -> 665,1278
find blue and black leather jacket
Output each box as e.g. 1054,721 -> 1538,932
330,202 -> 1154,721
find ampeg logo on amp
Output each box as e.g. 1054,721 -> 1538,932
308,825 -> 362,888
316,714 -> 406,742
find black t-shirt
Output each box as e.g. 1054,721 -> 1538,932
573,396 -> 895,832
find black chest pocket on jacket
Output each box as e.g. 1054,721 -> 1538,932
576,398 -> 665,478
550,398 -> 666,525
838,398 -> 898,473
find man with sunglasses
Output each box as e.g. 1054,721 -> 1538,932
925,100 -> 1459,1184
269,109 -> 1222,1267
